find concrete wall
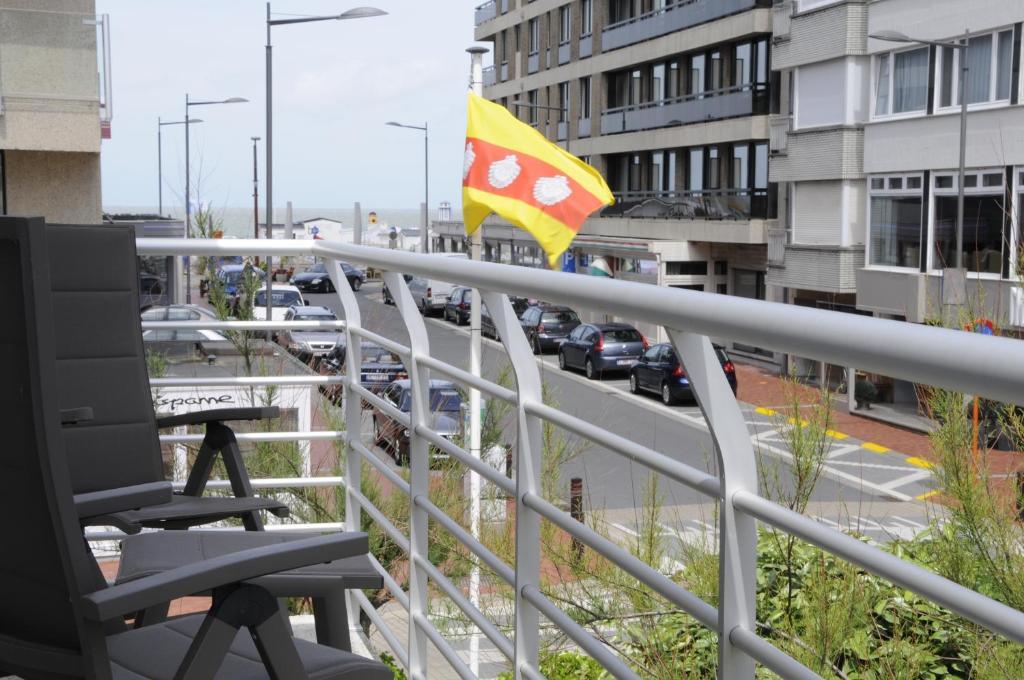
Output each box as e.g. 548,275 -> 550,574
770,125 -> 864,181
773,0 -> 867,70
867,0 -> 1024,50
5,149 -> 102,223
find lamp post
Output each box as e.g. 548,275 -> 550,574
871,29 -> 971,270
157,117 -> 201,217
184,94 -> 248,303
265,4 -> 387,323
251,136 -> 261,266
386,121 -> 429,253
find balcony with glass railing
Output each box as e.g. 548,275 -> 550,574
601,84 -> 769,135
602,187 -> 775,220
603,0 -> 769,52
474,0 -> 497,26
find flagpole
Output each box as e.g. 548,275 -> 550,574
466,44 -> 488,678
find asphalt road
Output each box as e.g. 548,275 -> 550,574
303,282 -> 936,540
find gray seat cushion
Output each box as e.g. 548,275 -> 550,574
107,614 -> 392,680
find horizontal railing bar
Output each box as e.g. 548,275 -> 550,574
352,439 -> 412,496
142,320 -> 346,331
522,584 -> 640,680
733,490 -> 1024,643
414,494 -> 515,586
729,626 -> 822,680
151,376 -> 342,387
354,589 -> 409,670
160,431 -> 345,443
348,486 -> 410,554
526,401 -> 721,498
412,553 -> 515,661
412,611 -> 476,680
367,551 -> 410,611
348,326 -> 412,357
171,476 -> 344,491
523,491 -> 718,629
417,354 -> 518,404
347,379 -> 412,428
413,425 -> 516,495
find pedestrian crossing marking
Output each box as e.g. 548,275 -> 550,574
755,407 -> 776,416
905,456 -> 935,470
862,442 -> 890,453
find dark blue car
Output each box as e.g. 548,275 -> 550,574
629,343 -> 737,405
558,322 -> 647,379
217,264 -> 265,296
372,379 -> 464,466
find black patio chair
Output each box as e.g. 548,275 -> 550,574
0,216 -> 391,680
46,223 -> 288,532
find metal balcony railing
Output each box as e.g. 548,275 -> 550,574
769,114 -> 792,153
602,0 -> 765,52
474,0 -> 497,26
601,83 -> 768,135
603,188 -> 775,220
129,238 -> 1024,680
482,65 -> 496,87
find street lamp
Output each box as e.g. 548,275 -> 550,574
386,121 -> 429,253
265,3 -> 387,322
251,136 -> 261,265
157,117 -> 202,216
871,29 -> 970,270
184,94 -> 248,303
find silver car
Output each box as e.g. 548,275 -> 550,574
279,305 -> 345,362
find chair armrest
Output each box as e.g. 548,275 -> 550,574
156,406 -> 280,429
81,532 -> 369,622
61,407 -> 94,426
75,482 -> 174,520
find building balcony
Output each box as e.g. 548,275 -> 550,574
767,227 -> 787,266
558,41 -> 570,65
769,125 -> 863,182
769,115 -> 791,155
578,117 -> 591,138
500,61 -> 509,81
473,0 -> 497,26
602,0 -> 768,52
767,243 -> 864,294
600,84 -> 768,136
579,33 -> 593,58
482,65 -> 496,87
603,187 -> 775,221
556,121 -> 568,140
527,51 -> 539,74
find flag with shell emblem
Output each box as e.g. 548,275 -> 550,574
462,93 -> 614,268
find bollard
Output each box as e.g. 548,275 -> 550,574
570,477 -> 584,562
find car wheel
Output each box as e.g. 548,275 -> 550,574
585,358 -> 600,380
419,299 -> 427,316
327,279 -> 336,293
558,350 -> 567,370
662,382 -> 677,406
532,336 -> 541,355
351,277 -> 362,292
629,373 -> 639,394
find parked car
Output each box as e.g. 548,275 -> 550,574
382,273 -> 413,306
444,287 -> 473,325
217,263 -> 265,297
140,305 -> 227,343
318,341 -> 408,402
558,322 -> 648,380
373,379 -> 464,466
139,273 -> 166,308
480,296 -> 531,339
290,261 -> 364,293
519,304 -> 581,354
406,252 -> 468,316
629,343 -> 737,405
252,284 -> 306,322
278,305 -> 344,362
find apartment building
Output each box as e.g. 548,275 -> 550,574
0,1 -> 111,223
451,0 -> 778,347
769,0 -> 1024,414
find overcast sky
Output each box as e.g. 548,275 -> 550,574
98,0 -> 489,214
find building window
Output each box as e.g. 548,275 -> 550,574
666,261 -> 708,276
717,283 -> 728,295
874,47 -> 929,116
528,18 -> 539,55
558,82 -> 569,122
869,174 -> 923,269
559,5 -> 570,44
938,29 -> 1014,108
932,170 -> 1006,273
581,0 -> 592,36
579,77 -> 591,119
527,90 -> 538,125
714,261 -> 728,276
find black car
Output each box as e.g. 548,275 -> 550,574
291,261 -> 364,293
444,287 -> 473,325
520,304 -> 581,354
629,343 -> 737,405
480,297 -> 531,339
558,322 -> 647,379
373,379 -> 464,466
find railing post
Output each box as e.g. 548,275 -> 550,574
667,330 -> 758,679
385,270 -> 432,679
328,259 -> 365,637
482,291 -> 543,680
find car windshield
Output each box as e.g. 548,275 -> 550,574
602,329 -> 643,343
222,269 -> 264,285
363,348 -> 401,365
292,312 -> 336,330
542,311 -> 578,324
430,389 -> 462,412
254,290 -> 302,307
307,264 -> 327,273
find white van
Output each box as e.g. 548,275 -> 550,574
406,252 -> 468,316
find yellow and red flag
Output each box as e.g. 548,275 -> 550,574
462,93 -> 614,268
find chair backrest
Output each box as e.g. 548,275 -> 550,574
0,217 -> 106,675
47,224 -> 165,493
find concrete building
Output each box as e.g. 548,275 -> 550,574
450,0 -> 778,349
769,0 -> 1024,418
0,1 -> 111,223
